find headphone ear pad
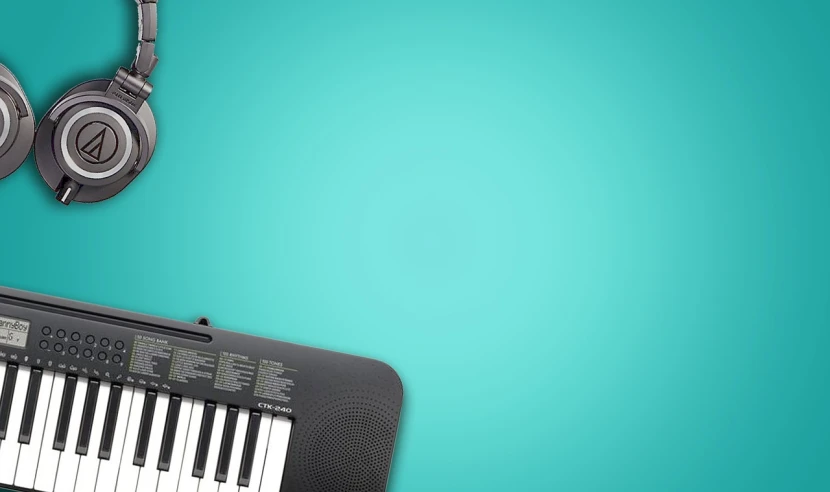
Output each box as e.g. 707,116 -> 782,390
34,79 -> 156,204
0,65 -> 35,181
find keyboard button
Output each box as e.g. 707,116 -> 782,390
96,386 -> 134,492
159,395 -> 183,471
237,412 -> 261,487
216,407 -> 240,483
177,400 -> 205,492
54,376 -> 89,492
53,375 -> 78,452
219,409 -> 248,492
260,417 -> 293,492
136,392 -> 170,492
33,373 -> 66,492
193,402 -> 216,478
76,382 -> 112,492
115,388 -> 146,492
19,367 -> 42,444
0,363 -> 19,439
244,414 -> 271,492
158,397 -> 193,491
14,370 -> 55,490
198,404 -> 228,492
0,365 -> 31,484
76,379 -> 101,455
99,384 -> 123,460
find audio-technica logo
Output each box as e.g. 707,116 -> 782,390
76,121 -> 119,164
0,315 -> 30,333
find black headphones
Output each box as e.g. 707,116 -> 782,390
0,0 -> 158,205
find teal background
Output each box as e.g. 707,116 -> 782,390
1,1 -> 829,490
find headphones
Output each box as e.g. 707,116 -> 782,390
0,0 -> 158,205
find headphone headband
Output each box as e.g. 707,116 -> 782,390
133,0 -> 159,79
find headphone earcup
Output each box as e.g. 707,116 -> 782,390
35,79 -> 156,204
0,64 -> 35,181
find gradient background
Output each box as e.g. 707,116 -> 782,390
1,1 -> 829,491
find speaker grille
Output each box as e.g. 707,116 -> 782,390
294,389 -> 400,492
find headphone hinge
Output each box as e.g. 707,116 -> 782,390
105,68 -> 154,113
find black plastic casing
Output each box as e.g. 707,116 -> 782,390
0,286 -> 403,492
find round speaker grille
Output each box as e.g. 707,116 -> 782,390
294,390 -> 400,492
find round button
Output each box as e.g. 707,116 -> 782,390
69,346 -> 78,356
56,329 -> 66,339
39,340 -> 49,349
83,348 -> 93,358
113,354 -> 122,364
115,341 -> 125,350
86,335 -> 96,345
98,351 -> 107,361
54,343 -> 64,352
71,332 -> 81,342
100,338 -> 110,348
42,327 -> 52,336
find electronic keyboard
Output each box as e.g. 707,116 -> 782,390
0,287 -> 403,492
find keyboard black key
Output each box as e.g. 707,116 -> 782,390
215,407 -> 239,482
76,379 -> 100,455
99,384 -> 123,460
193,402 -> 216,478
54,375 -> 78,451
0,363 -> 18,439
237,412 -> 261,487
158,395 -> 182,471
133,390 -> 157,466
18,368 -> 43,445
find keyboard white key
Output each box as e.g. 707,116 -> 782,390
115,388 -> 146,492
75,382 -> 112,492
158,398 -> 194,492
136,392 -> 170,492
0,365 -> 31,484
15,370 -> 55,489
54,376 -> 89,492
34,373 -> 67,492
244,414 -> 271,492
260,417 -> 292,492
198,404 -> 227,492
0,362 -> 7,403
219,409 -> 249,492
96,386 -> 135,492
177,400 -> 205,492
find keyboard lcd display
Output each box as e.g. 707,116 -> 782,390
0,314 -> 30,348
